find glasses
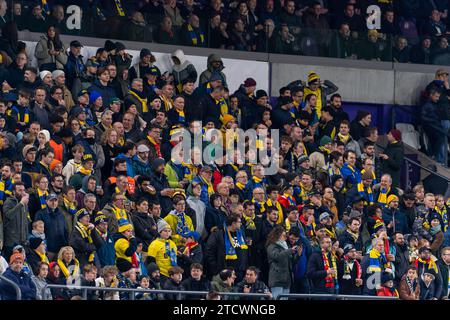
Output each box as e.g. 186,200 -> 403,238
54,179 -> 64,183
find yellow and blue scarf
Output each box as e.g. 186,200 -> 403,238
357,181 -> 373,205
377,187 -> 390,206
12,105 -> 30,125
435,206 -> 449,232
112,205 -> 128,221
361,169 -> 377,185
224,225 -> 248,260
368,248 -> 389,273
164,240 -> 177,266
114,0 -> 125,16
176,109 -> 185,124
63,196 -> 77,216
174,211 -> 190,237
0,178 -> 13,205
37,188 -> 48,210
187,24 -> 205,46
243,213 -> 256,230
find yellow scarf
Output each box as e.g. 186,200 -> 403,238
147,135 -> 158,146
243,213 -> 256,230
299,182 -> 312,202
57,258 -> 80,279
266,199 -> 283,225
78,166 -> 93,176
303,86 -> 322,118
63,196 -> 77,214
253,176 -> 263,184
74,222 -> 95,262
236,182 -> 246,190
337,132 -> 350,144
128,90 -> 148,113
160,95 -> 173,111
112,205 -> 128,221
36,250 -> 49,263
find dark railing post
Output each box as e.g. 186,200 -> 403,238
0,275 -> 22,300
82,288 -> 88,300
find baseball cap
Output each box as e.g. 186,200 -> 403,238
70,40 -> 83,48
47,193 -> 58,201
319,212 -> 331,221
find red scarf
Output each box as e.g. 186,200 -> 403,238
322,250 -> 336,288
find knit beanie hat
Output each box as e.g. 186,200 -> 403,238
147,262 -> 160,274
307,71 -> 319,84
255,89 -> 268,100
319,135 -> 332,147
29,237 -> 43,250
39,70 -> 52,80
387,194 -> 399,205
89,91 -> 102,103
157,219 -> 171,233
22,144 -> 37,159
116,259 -> 133,273
51,70 -> 65,80
118,218 -> 133,233
76,208 -> 90,221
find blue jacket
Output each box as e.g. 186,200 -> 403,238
64,52 -> 85,90
293,235 -> 312,280
132,155 -> 152,177
0,267 -> 36,300
116,153 -> 136,178
192,176 -> 211,206
35,208 -> 68,253
382,208 -> 409,237
340,163 -> 361,189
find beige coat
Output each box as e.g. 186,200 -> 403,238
34,35 -> 68,70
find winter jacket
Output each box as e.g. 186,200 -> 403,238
205,205 -> 227,235
233,85 -> 255,130
338,230 -> 363,252
131,211 -> 158,251
163,278 -> 185,300
380,141 -> 404,188
399,275 -> 420,300
171,50 -> 197,91
199,54 -> 226,86
34,207 -> 68,253
3,196 -> 29,248
306,251 -> 335,294
88,80 -> 117,107
69,223 -> 97,268
32,275 -> 52,300
236,279 -> 270,299
382,208 -> 409,237
34,35 -> 68,70
62,159 -> 82,185
181,277 -> 210,299
420,278 -> 437,300
394,243 -> 410,283
0,267 -> 36,300
337,258 -> 362,295
64,52 -> 85,93
91,228 -> 116,268
437,259 -> 450,299
187,196 -> 206,237
267,242 -> 294,289
101,203 -> 134,235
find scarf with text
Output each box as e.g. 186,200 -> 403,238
322,250 -> 337,288
128,89 -> 148,113
63,196 -> 77,216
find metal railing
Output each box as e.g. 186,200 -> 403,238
404,156 -> 450,191
41,284 -> 271,300
276,293 -> 398,300
0,275 -> 22,300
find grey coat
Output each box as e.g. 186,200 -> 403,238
3,196 -> 29,248
266,242 -> 294,289
34,35 -> 68,69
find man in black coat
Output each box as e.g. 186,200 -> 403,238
271,96 -> 294,136
307,235 -> 337,294
131,198 -> 158,257
204,214 -> 249,281
199,85 -> 224,126
233,78 -> 257,130
380,129 -> 404,188
149,157 -> 175,216
437,246 -> 450,299
393,232 -> 410,286
338,217 -> 363,253
181,263 -> 211,300
337,244 -> 362,295
254,207 -> 278,283
236,266 -> 271,300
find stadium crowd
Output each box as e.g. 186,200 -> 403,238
1,0 -> 450,63
0,0 -> 449,302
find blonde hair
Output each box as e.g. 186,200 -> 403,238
57,246 -> 75,261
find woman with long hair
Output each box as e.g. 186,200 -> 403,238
100,128 -> 122,180
266,225 -> 301,299
34,25 -> 68,71
56,246 -> 82,299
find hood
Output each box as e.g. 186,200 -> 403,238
171,49 -> 191,72
207,54 -> 224,72
81,174 -> 93,192
112,232 -> 127,243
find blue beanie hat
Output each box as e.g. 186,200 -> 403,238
89,91 -> 102,103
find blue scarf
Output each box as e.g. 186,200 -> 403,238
187,24 -> 205,46
165,240 -> 177,266
175,211 -> 190,237
224,225 -> 248,260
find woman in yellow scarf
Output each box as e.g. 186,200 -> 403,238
56,246 -> 81,285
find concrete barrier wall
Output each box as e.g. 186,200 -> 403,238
270,61 -> 438,106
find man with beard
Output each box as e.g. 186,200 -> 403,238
399,193 -> 418,233
393,232 -> 409,286
146,262 -> 164,300
307,236 -> 338,294
2,182 -> 29,260
337,244 -> 362,295
0,162 -> 14,205
382,195 -> 409,237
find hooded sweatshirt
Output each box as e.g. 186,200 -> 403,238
171,49 -> 197,92
198,54 -> 226,86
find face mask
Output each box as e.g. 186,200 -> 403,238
86,137 -> 95,145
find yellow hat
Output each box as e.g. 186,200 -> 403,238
118,218 -> 133,233
222,114 -> 235,126
387,194 -> 399,204
368,29 -> 378,37
307,71 -> 319,84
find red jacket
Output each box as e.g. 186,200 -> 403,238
377,286 -> 399,297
